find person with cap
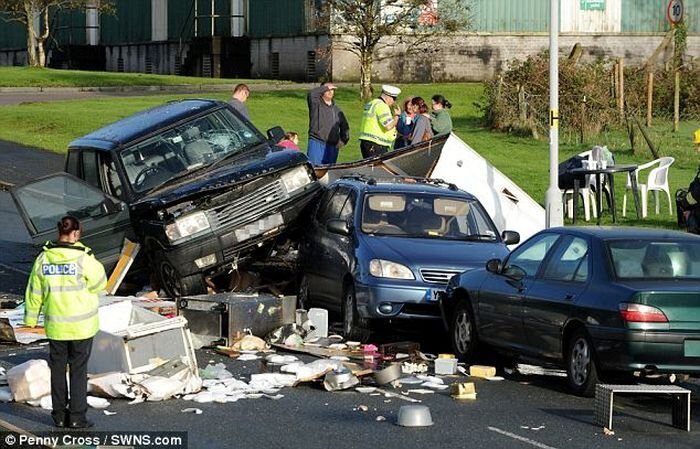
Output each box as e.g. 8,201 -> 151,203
307,82 -> 350,165
24,216 -> 107,429
359,84 -> 402,158
229,83 -> 251,120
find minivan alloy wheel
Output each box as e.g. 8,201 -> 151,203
454,311 -> 472,355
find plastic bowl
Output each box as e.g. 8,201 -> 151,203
397,405 -> 434,427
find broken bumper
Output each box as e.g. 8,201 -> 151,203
160,184 -> 319,278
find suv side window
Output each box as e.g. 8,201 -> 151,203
81,150 -> 100,190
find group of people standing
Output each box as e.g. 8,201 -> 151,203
227,82 -> 453,165
305,83 -> 453,165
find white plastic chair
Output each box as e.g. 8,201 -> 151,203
622,157 -> 675,218
563,150 -> 597,221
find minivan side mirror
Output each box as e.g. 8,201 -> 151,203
267,126 -> 286,143
486,258 -> 502,273
502,230 -> 520,245
327,219 -> 351,236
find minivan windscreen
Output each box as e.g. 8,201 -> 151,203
361,193 -> 498,240
120,108 -> 264,193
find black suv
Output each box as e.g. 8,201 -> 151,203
12,100 -> 320,297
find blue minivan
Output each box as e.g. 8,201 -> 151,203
298,175 -> 519,340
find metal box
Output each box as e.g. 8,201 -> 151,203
177,293 -> 295,347
88,301 -> 198,375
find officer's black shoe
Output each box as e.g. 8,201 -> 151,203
68,420 -> 94,429
52,419 -> 66,428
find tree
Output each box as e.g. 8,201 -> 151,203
0,0 -> 111,67
324,0 -> 471,100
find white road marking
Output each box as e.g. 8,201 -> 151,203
488,426 -> 560,449
0,262 -> 29,276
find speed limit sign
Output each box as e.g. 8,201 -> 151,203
668,0 -> 684,25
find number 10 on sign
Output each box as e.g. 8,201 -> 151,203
668,0 -> 684,25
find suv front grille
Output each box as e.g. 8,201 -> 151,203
420,269 -> 462,285
209,179 -> 288,230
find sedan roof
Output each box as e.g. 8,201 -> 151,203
555,226 -> 700,241
336,178 -> 477,200
68,99 -> 223,152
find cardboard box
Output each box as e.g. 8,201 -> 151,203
469,365 -> 496,378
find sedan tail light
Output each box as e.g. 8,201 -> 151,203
619,303 -> 668,323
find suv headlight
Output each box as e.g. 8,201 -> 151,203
369,259 -> 415,280
281,166 -> 311,194
165,211 -> 211,242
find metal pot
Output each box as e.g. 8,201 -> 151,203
397,405 -> 434,427
373,363 -> 402,385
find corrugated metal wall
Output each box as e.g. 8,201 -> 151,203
168,0 -> 195,40
622,0 -> 700,33
54,9 -> 87,45
249,0 -> 306,37
470,0 -> 550,32
193,0 -> 231,37
561,0 -> 621,32
100,0 -> 152,44
0,13 -> 28,49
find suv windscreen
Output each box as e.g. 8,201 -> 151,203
361,193 -> 498,241
119,108 -> 264,193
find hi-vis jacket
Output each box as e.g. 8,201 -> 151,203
359,98 -> 397,147
24,241 -> 107,340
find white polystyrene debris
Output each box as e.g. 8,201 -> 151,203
181,408 -> 203,414
103,410 -> 118,416
192,392 -> 215,403
87,396 -> 111,409
280,361 -> 304,374
39,395 -> 52,410
237,354 -> 259,361
266,354 -> 298,364
199,363 -> 233,380
421,382 -> 449,390
416,375 -> 443,384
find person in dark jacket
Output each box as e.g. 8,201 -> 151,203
228,84 -> 250,119
307,83 -> 349,165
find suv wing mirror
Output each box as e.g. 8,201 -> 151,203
327,219 -> 351,236
267,126 -> 286,143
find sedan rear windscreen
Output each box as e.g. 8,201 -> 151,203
608,239 -> 700,279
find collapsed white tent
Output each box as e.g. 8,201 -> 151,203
321,133 -> 545,244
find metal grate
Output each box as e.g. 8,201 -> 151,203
420,269 -> 462,285
117,57 -> 124,72
209,179 -> 288,231
306,51 -> 316,80
270,52 -> 280,79
202,55 -> 212,77
145,56 -> 153,74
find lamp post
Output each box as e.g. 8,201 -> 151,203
545,0 -> 563,228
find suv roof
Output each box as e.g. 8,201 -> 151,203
68,99 -> 224,152
334,175 -> 475,199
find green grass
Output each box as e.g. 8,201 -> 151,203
0,67 -> 287,88
0,82 -> 698,229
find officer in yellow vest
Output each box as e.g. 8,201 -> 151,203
25,216 -> 106,429
694,128 -> 700,153
359,84 -> 402,158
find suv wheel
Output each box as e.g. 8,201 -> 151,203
450,300 -> 478,362
566,329 -> 600,397
342,283 -> 369,342
157,257 -> 206,298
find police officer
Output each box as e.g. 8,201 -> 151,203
359,84 -> 402,158
25,216 -> 107,428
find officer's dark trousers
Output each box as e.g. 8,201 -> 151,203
360,140 -> 389,159
49,338 -> 93,423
